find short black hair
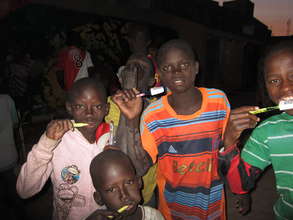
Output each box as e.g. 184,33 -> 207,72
156,39 -> 199,67
90,149 -> 136,189
258,40 -> 293,106
66,77 -> 107,103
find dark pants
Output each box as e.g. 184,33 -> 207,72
0,167 -> 27,220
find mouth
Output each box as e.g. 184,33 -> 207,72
280,96 -> 293,101
173,79 -> 185,86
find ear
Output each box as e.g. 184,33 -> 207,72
66,102 -> 73,116
93,191 -> 104,206
194,61 -> 199,75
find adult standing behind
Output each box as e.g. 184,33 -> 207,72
55,31 -> 94,90
0,94 -> 27,219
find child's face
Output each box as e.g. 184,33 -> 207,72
66,87 -> 109,131
158,48 -> 198,94
95,163 -> 142,216
265,50 -> 293,115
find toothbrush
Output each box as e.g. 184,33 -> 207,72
249,99 -> 293,114
108,205 -> 129,218
73,122 -> 89,127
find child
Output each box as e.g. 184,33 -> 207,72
106,52 -> 158,207
16,78 -> 111,220
113,39 -> 260,220
230,40 -> 293,219
86,149 -> 165,220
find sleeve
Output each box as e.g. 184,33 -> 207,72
7,95 -> 18,125
221,90 -> 231,137
219,143 -> 262,194
85,51 -> 94,68
16,133 -> 59,199
140,118 -> 158,164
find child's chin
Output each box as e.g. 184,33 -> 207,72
125,205 -> 138,216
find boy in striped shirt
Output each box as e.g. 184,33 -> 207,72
112,39 -> 259,220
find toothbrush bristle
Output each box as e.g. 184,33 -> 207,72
279,99 -> 293,110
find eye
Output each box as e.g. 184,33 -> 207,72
161,65 -> 171,72
267,78 -> 281,86
105,187 -> 117,193
125,179 -> 134,185
73,104 -> 85,110
92,104 -> 104,111
180,62 -> 190,71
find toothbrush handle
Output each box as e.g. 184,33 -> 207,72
249,106 -> 279,115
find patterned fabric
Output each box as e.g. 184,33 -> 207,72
140,87 -> 230,220
241,112 -> 293,219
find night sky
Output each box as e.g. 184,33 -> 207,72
217,0 -> 293,36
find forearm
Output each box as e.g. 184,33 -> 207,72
116,115 -> 151,176
218,143 -> 262,194
16,134 -> 58,198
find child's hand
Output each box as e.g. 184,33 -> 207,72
46,120 -> 73,140
224,106 -> 260,148
234,193 -> 251,215
111,89 -> 143,120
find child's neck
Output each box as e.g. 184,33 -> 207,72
168,87 -> 202,115
78,128 -> 96,144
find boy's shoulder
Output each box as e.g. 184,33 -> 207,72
257,112 -> 290,130
200,87 -> 227,98
142,97 -> 164,118
140,205 -> 165,220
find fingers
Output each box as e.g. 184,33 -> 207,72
224,106 -> 260,147
112,88 -> 140,103
46,119 -> 73,140
230,106 -> 260,128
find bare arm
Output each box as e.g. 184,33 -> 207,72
112,89 -> 152,176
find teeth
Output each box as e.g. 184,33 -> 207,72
280,96 -> 293,102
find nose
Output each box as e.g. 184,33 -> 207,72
84,106 -> 93,115
280,79 -> 293,93
119,185 -> 130,202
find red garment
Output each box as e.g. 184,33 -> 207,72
57,46 -> 86,90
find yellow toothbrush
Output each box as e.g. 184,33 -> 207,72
108,205 -> 129,218
73,122 -> 89,127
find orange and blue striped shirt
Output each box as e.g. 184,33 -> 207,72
141,87 -> 230,220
